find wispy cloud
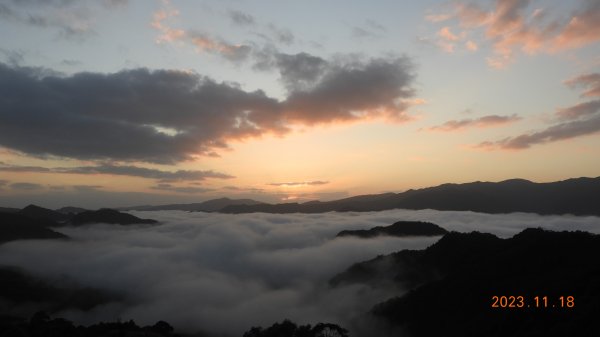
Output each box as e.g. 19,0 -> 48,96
10,182 -> 44,191
151,0 -> 251,62
478,114 -> 600,150
0,0 -> 128,41
150,183 -> 213,194
267,181 -> 329,187
227,9 -> 255,26
0,162 -> 234,183
478,74 -> 600,149
565,73 -> 600,98
428,114 -> 521,132
426,0 -> 600,68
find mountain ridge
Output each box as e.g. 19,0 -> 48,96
221,176 -> 600,215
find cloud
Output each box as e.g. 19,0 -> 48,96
283,56 -> 416,124
428,114 -> 521,131
0,0 -> 127,41
478,74 -> 600,150
555,100 -> 600,121
565,73 -> 600,98
0,210 -> 598,336
0,179 -> 8,187
551,0 -> 600,51
478,114 -> 600,149
188,32 -> 252,62
151,1 -> 252,62
72,185 -> 103,192
425,13 -> 452,23
352,20 -> 386,39
254,51 -> 329,91
438,26 -> 459,41
267,24 -> 295,45
0,162 -> 234,183
0,48 -> 25,66
427,0 -> 600,68
465,40 -> 478,51
228,9 -> 255,26
150,183 -> 213,194
267,181 -> 329,187
10,182 -> 44,191
151,3 -> 185,43
0,56 -> 416,163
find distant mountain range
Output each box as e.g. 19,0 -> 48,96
2,177 -> 599,216
0,206 -> 158,244
121,197 -> 266,212
221,177 -> 600,216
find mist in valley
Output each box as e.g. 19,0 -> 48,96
1,209 -> 599,336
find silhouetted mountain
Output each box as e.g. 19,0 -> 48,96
336,220 -> 447,238
122,197 -> 266,212
17,205 -> 69,222
221,177 -> 600,215
0,207 -> 19,213
70,209 -> 158,226
0,266 -> 118,316
0,212 -> 68,244
332,228 -> 600,337
55,206 -> 88,215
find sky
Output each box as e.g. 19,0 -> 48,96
0,0 -> 599,208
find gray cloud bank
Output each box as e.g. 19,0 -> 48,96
0,162 -> 233,183
0,56 -> 415,163
0,209 -> 598,336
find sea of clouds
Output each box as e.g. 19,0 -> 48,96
0,209 -> 599,336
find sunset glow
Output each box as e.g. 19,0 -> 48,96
0,0 -> 599,208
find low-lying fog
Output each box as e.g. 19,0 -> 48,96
1,209 -> 599,336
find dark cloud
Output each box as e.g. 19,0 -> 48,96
0,179 -> 8,187
254,51 -> 329,91
479,113 -> 600,149
0,162 -> 234,182
0,63 -> 280,163
565,73 -> 600,98
556,100 -> 600,121
10,182 -> 43,190
268,181 -> 329,187
150,183 -> 213,194
228,9 -> 255,26
283,56 -> 416,124
72,185 -> 103,192
428,114 -> 521,131
0,57 -> 416,163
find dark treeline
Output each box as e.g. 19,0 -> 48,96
0,313 -> 348,337
243,320 -> 348,337
0,312 -> 175,337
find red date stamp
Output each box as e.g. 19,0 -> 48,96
491,295 -> 574,308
